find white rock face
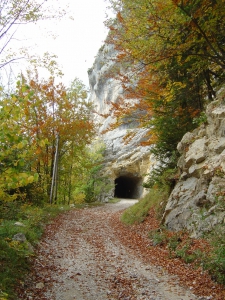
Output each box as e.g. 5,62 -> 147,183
163,98 -> 225,237
88,44 -> 154,200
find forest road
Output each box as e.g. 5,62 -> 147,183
21,199 -> 199,300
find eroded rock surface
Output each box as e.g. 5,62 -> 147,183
88,44 -> 153,200
163,98 -> 225,237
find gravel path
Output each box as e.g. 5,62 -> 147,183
21,200 -> 200,300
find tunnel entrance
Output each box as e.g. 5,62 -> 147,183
114,175 -> 142,199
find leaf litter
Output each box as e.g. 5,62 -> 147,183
17,200 -> 225,299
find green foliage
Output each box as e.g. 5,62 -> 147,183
81,141 -> 113,203
121,198 -> 151,225
175,242 -> 199,264
144,167 -> 178,192
0,92 -> 39,202
143,167 -> 178,219
193,112 -> 208,126
106,0 -> 225,175
147,217 -> 225,285
168,234 -> 181,252
0,203 -> 69,299
148,229 -> 168,246
204,225 -> 225,285
0,73 -> 95,205
121,187 -> 169,225
149,228 -> 204,265
149,95 -> 198,170
108,198 -> 120,203
0,238 -> 29,300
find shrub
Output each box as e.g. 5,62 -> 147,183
0,203 -> 70,299
148,229 -> 168,246
204,225 -> 225,284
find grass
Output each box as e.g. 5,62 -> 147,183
120,187 -> 169,225
108,198 -> 121,203
0,202 -> 70,300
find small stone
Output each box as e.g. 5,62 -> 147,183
130,274 -> 138,278
14,222 -> 26,227
13,233 -> 27,243
36,282 -> 44,289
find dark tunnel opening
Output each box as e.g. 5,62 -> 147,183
114,175 -> 142,199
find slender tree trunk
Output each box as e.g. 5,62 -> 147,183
50,134 -> 59,204
204,69 -> 216,101
68,164 -> 73,205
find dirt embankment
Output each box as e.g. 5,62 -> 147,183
18,200 -> 225,300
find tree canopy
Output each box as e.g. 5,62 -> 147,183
0,72 -> 97,204
105,0 -> 225,181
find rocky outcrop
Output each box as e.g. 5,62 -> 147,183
88,44 -> 153,200
88,42 -> 225,236
163,95 -> 225,237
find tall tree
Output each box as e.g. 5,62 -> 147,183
14,74 -> 95,203
105,0 -> 225,175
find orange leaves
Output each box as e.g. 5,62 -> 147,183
122,130 -> 136,145
117,11 -> 124,23
110,208 -> 225,299
140,131 -> 158,147
104,0 -> 222,161
14,75 -> 95,193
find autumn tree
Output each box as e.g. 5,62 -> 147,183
0,89 -> 39,202
105,0 -> 225,182
0,67 -> 95,205
13,74 -> 95,204
56,79 -> 96,204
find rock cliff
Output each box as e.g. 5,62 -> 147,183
88,44 -> 154,200
88,43 -> 225,237
163,92 -> 225,237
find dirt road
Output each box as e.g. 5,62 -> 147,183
21,200 -> 201,299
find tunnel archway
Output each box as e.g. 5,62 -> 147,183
114,175 -> 142,199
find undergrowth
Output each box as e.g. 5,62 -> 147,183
148,226 -> 225,285
204,225 -> 225,285
120,187 -> 169,225
108,198 -> 120,203
0,202 -> 71,300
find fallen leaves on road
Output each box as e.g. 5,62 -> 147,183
16,204 -> 225,300
109,207 -> 225,300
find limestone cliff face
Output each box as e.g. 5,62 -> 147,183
88,43 -> 225,236
88,44 -> 154,200
163,93 -> 225,237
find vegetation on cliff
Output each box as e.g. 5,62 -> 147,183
105,0 -> 225,184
